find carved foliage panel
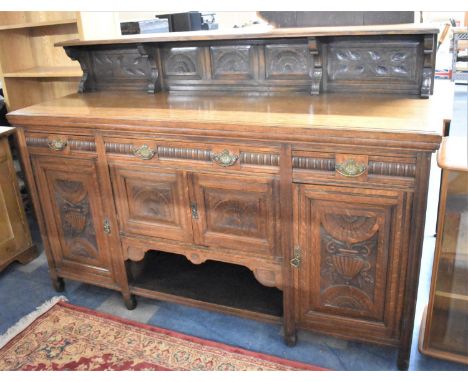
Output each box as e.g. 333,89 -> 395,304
191,173 -> 278,257
33,157 -> 110,271
327,39 -> 419,83
92,49 -> 151,79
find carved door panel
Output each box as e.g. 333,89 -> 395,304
189,172 -> 279,258
109,164 -> 192,242
32,156 -> 112,277
294,184 -> 406,339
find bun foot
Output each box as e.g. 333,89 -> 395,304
123,294 -> 137,310
52,277 -> 65,292
284,332 -> 297,347
397,357 -> 409,371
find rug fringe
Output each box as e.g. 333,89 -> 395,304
0,295 -> 68,349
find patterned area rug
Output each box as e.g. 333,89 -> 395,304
0,299 -> 323,371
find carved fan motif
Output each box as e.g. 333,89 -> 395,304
164,48 -> 198,75
269,49 -> 308,74
321,285 -> 373,312
211,46 -> 252,77
129,184 -> 175,223
207,193 -> 260,234
319,221 -> 379,314
266,45 -> 309,78
321,213 -> 378,243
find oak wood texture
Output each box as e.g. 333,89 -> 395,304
59,26 -> 437,97
7,80 -> 452,150
0,18 -> 77,31
2,66 -> 83,78
56,24 -> 439,47
6,28 -> 453,370
0,12 -> 82,111
0,126 -> 38,272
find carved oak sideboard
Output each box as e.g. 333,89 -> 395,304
7,25 -> 452,370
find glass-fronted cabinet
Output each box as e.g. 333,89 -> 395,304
420,137 -> 468,364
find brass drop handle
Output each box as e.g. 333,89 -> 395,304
211,149 -> 238,167
290,246 -> 301,268
132,144 -> 155,160
48,138 -> 67,151
335,159 -> 367,177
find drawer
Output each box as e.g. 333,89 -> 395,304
24,132 -> 96,157
292,150 -> 417,188
104,137 -> 280,174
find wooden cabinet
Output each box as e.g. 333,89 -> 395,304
0,127 -> 37,271
293,184 -> 407,344
31,155 -> 114,287
7,25 -> 452,370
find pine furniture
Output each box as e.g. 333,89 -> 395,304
0,126 -> 37,271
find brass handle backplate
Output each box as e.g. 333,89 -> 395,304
48,138 -> 67,151
132,144 -> 155,160
335,159 -> 367,177
290,246 -> 301,268
211,149 -> 238,167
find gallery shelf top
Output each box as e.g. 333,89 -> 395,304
55,23 -> 440,47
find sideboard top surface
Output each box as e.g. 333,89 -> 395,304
8,81 -> 452,150
55,23 -> 439,47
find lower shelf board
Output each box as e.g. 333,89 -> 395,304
127,250 -> 284,321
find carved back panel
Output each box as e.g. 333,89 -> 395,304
31,156 -> 112,275
64,33 -> 435,97
323,36 -> 423,94
294,184 -> 407,340
110,164 -> 193,242
190,172 -> 280,258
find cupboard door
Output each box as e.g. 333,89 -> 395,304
189,173 -> 279,258
32,156 -> 112,279
110,164 -> 192,242
294,184 -> 407,340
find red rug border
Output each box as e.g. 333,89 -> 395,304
56,301 -> 326,371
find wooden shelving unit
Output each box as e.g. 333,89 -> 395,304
0,11 -> 82,111
0,18 -> 77,31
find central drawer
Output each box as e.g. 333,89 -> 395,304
104,136 -> 280,174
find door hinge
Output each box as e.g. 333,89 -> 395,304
290,246 -> 301,268
190,202 -> 199,219
103,218 -> 111,234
